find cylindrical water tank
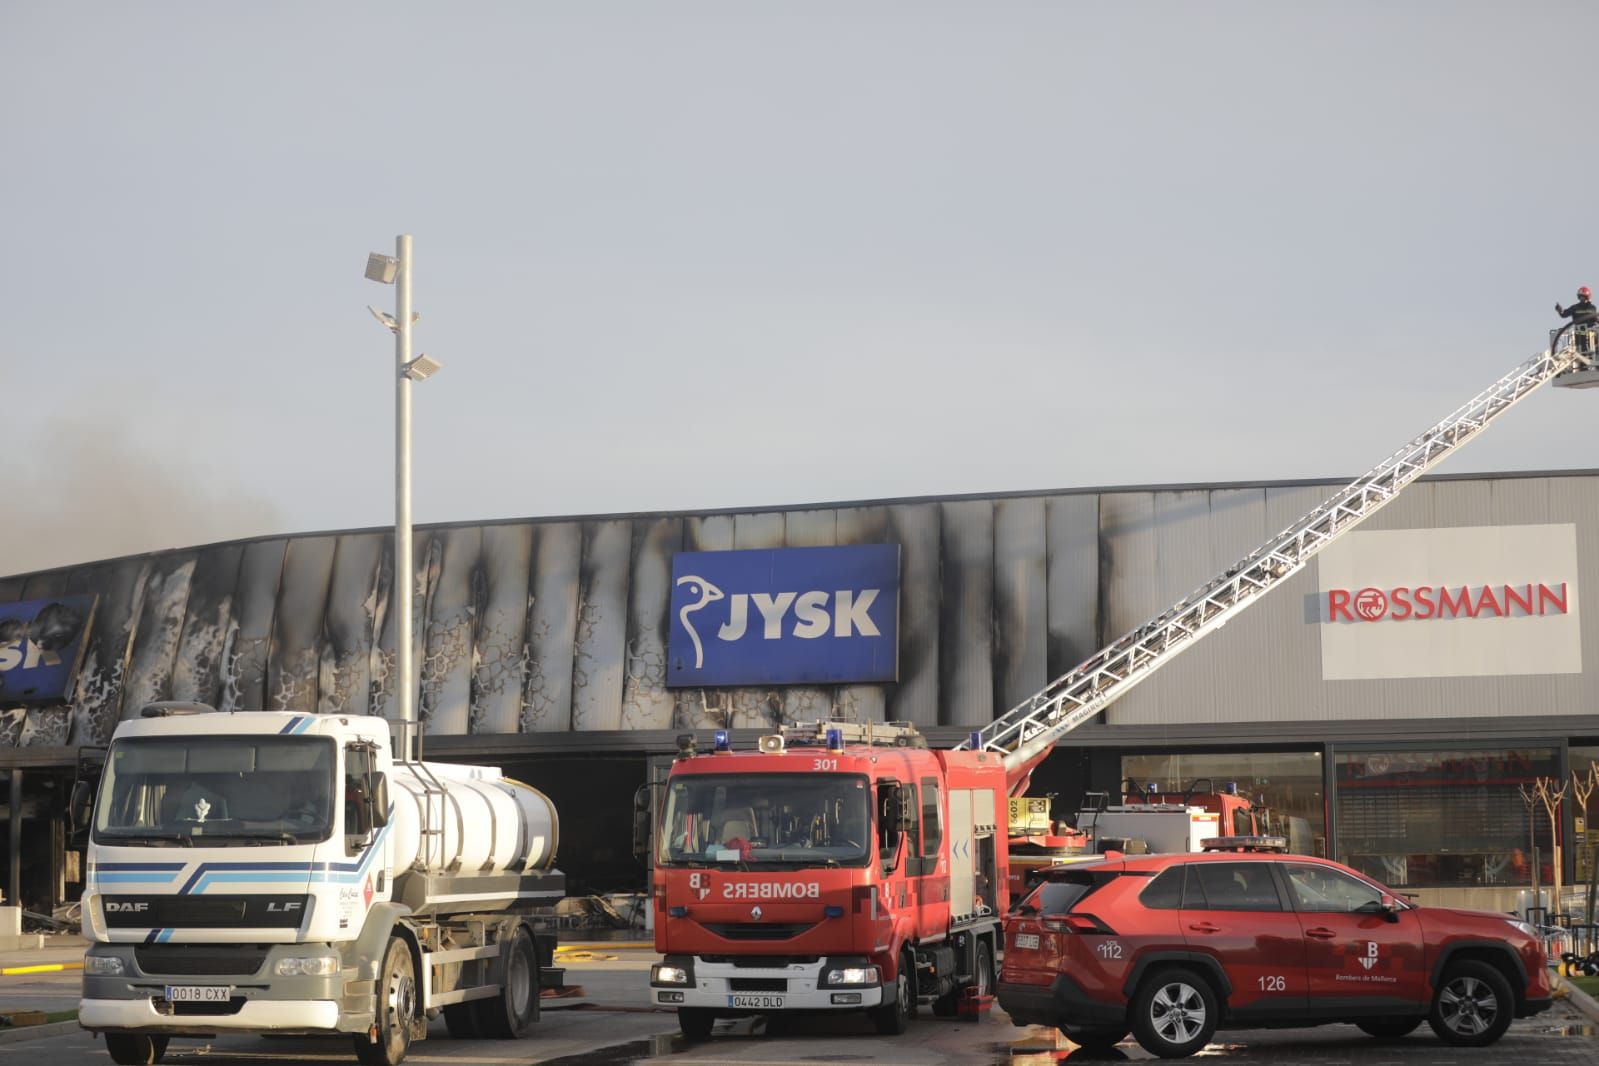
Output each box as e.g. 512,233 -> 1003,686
386,761 -> 558,876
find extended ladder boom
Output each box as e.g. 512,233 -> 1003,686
963,340 -> 1586,793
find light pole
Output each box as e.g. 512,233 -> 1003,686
365,236 -> 441,759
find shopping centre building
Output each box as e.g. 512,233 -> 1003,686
1,468 -> 1595,915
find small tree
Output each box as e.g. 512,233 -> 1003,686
1536,776 -> 1570,919
1576,764 -> 1599,928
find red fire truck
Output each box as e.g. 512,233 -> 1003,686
646,720 -> 1008,1037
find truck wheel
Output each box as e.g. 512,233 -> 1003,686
442,1003 -> 479,1039
678,1007 -> 715,1040
355,937 -> 417,1066
1129,966 -> 1217,1058
104,1034 -> 169,1065
871,949 -> 915,1035
932,939 -> 994,1017
1428,960 -> 1513,1047
473,926 -> 540,1039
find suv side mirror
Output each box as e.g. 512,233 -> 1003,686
632,784 -> 652,860
69,780 -> 95,835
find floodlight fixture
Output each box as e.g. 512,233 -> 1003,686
365,253 -> 399,284
402,353 -> 442,382
367,306 -> 421,333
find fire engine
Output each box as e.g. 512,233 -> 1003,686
646,332 -> 1596,1038
646,720 -> 1006,1037
1070,780 -> 1264,856
1005,795 -> 1089,899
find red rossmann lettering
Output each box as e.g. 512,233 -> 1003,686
1326,583 -> 1569,622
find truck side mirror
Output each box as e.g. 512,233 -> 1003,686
69,780 -> 95,834
632,784 -> 652,860
897,789 -> 917,832
347,780 -> 372,836
368,773 -> 389,829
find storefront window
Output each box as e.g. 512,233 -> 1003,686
1120,751 -> 1325,856
1335,747 -> 1556,888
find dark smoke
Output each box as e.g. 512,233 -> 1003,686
4,399 -> 283,579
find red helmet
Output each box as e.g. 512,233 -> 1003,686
1581,286 -> 1592,298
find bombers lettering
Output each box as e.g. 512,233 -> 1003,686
722,882 -> 821,900
1327,582 -> 1569,623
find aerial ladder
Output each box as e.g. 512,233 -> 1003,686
960,328 -> 1599,796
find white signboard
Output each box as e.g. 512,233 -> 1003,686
1317,524 -> 1580,680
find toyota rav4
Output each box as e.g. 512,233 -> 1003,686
998,852 -> 1550,1058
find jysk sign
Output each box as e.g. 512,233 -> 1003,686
0,596 -> 97,703
668,545 -> 899,687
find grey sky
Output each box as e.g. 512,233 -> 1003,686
5,2 -> 1597,577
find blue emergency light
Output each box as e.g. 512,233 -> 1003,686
714,730 -> 731,752
968,731 -> 981,749
826,728 -> 843,751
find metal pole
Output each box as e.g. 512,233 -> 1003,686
8,771 -> 20,908
395,234 -> 415,755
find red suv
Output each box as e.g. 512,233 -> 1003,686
999,852 -> 1551,1058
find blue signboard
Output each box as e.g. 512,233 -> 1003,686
0,596 -> 97,704
668,545 -> 899,687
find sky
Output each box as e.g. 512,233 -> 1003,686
5,2 -> 1599,577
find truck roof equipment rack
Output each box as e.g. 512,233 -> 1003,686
778,719 -> 927,748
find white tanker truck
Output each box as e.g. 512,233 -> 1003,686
72,704 -> 565,1066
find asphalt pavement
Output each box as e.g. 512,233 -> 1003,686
1,936 -> 1598,1063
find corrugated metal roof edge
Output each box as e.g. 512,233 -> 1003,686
8,466 -> 1599,584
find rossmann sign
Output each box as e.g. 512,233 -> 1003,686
1327,582 -> 1570,622
1317,525 -> 1580,681
667,544 -> 899,687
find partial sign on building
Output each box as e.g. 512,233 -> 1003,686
1317,524 -> 1579,680
667,545 -> 899,687
0,595 -> 98,703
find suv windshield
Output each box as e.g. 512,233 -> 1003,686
658,772 -> 872,868
94,735 -> 335,846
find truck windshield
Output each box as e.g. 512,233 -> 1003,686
658,772 -> 872,868
93,735 -> 336,846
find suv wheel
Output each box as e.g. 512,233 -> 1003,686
1428,960 -> 1513,1047
1130,967 -> 1217,1059
1356,1017 -> 1422,1040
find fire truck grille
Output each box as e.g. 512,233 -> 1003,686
702,923 -> 815,941
729,978 -> 787,992
704,955 -> 819,967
